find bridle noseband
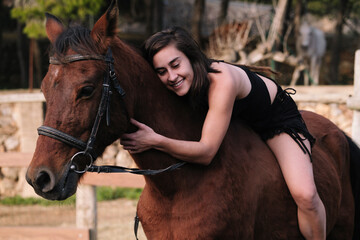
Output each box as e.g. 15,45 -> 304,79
38,48 -> 185,175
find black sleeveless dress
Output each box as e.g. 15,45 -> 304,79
231,65 -> 315,158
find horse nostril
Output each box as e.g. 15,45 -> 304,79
35,169 -> 56,193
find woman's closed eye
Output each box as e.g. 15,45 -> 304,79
172,64 -> 180,69
157,69 -> 167,76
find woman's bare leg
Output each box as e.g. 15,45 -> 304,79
267,133 -> 326,240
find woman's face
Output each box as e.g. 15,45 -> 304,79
152,44 -> 194,96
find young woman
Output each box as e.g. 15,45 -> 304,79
120,27 -> 326,240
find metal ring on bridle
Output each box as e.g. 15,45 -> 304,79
70,151 -> 94,174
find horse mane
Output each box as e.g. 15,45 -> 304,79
50,25 -> 101,57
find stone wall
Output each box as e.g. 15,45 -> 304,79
0,103 -> 20,196
293,86 -> 353,136
0,91 -> 46,197
0,86 -> 355,197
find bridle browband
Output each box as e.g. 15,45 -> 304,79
49,54 -> 106,64
38,48 -> 185,175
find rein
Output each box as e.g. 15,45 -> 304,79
38,48 -> 185,175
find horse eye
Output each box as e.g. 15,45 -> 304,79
78,86 -> 95,99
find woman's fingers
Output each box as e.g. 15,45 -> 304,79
130,118 -> 144,128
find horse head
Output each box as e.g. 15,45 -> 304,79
26,1 -> 133,200
299,22 -> 313,51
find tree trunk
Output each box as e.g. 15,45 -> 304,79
145,0 -> 163,36
266,0 -> 289,51
329,0 -> 348,84
0,0 -> 3,52
218,0 -> 229,26
34,40 -> 42,89
294,0 -> 306,55
16,22 -> 27,88
153,0 -> 163,32
191,0 -> 205,46
276,0 -> 292,52
29,39 -> 34,91
144,0 -> 153,36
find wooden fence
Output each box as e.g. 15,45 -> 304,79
348,49 -> 360,144
0,152 -> 145,240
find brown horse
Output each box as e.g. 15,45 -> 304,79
26,2 -> 359,239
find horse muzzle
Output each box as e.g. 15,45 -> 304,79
26,164 -> 79,200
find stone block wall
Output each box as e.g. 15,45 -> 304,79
0,92 -> 45,197
298,102 -> 353,136
0,103 -> 21,197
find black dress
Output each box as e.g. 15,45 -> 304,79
231,65 -> 315,159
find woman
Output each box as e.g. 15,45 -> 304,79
120,27 -> 326,240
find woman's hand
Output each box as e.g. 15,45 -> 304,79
120,119 -> 159,153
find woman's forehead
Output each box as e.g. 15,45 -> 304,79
153,45 -> 185,67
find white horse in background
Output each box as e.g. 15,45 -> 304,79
291,21 -> 326,85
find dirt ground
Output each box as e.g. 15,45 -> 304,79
0,198 -> 147,240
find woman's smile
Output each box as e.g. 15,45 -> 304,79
171,78 -> 184,88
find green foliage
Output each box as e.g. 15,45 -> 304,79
0,187 -> 142,206
307,0 -> 336,16
11,0 -> 105,39
307,0 -> 360,18
0,195 -> 76,206
96,187 -> 143,201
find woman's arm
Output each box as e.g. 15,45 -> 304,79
120,67 -> 238,165
121,119 -> 215,165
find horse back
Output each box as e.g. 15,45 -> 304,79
138,121 -> 301,239
137,111 -> 354,239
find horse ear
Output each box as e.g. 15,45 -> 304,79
45,13 -> 65,44
90,0 -> 118,52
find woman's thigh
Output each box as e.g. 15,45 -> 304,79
266,133 -> 317,198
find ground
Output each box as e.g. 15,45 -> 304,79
0,198 -> 146,240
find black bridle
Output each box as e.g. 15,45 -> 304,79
38,48 -> 185,175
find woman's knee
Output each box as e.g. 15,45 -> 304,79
291,186 -> 321,212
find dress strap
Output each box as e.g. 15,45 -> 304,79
285,128 -> 313,162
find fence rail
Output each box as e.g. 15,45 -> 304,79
0,227 -> 90,240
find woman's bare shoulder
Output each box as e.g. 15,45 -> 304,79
209,61 -> 251,99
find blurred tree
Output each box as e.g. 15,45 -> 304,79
329,0 -> 348,84
267,0 -> 289,51
218,0 -> 229,26
0,0 -> 3,50
11,0 -> 105,38
10,0 -> 105,89
191,0 -> 205,45
145,0 -> 163,36
294,0 -> 306,52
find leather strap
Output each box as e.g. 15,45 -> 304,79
87,162 -> 186,175
38,126 -> 87,150
50,54 -> 105,64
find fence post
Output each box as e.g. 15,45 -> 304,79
76,185 -> 97,240
347,49 -> 360,145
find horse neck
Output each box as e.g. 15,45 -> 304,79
111,39 -> 207,193
112,38 -> 204,134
